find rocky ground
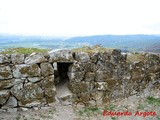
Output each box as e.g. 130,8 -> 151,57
0,88 -> 159,120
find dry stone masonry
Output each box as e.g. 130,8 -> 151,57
0,49 -> 159,112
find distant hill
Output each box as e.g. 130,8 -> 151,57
65,35 -> 160,53
0,34 -> 160,53
145,43 -> 160,53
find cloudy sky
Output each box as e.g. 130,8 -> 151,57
0,0 -> 160,36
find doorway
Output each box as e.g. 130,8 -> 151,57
54,62 -> 73,105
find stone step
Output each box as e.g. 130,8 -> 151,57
55,81 -> 72,106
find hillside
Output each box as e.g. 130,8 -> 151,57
0,34 -> 160,53
66,35 -> 160,53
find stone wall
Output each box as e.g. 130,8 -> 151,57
0,49 -> 159,111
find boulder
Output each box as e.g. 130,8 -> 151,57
95,71 -> 112,82
131,70 -> 144,81
79,93 -> 90,103
11,54 -> 25,64
0,79 -> 15,90
4,96 -> 17,108
0,90 -> 10,106
40,62 -> 54,77
90,52 -> 99,63
41,75 -> 56,103
112,68 -> 126,79
132,61 -> 144,69
0,66 -> 13,80
97,61 -> 114,71
83,62 -> 97,72
10,83 -> 24,101
68,82 -> 90,93
84,72 -> 95,81
25,52 -> 47,64
41,75 -> 55,88
74,52 -> 90,62
0,54 -> 9,64
23,82 -> 44,100
12,64 -> 41,78
110,49 -> 124,64
147,54 -> 160,65
28,77 -> 43,83
49,50 -> 74,62
18,99 -> 46,107
112,49 -> 121,56
11,82 -> 44,107
68,63 -> 82,72
0,79 -> 23,90
67,71 -> 85,82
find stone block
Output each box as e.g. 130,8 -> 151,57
25,52 -> 47,64
13,64 -> 41,78
0,66 -> 13,80
11,54 -> 25,64
74,52 -> 90,62
40,62 -> 54,77
49,50 -> 74,62
0,90 -> 10,106
0,54 -> 9,64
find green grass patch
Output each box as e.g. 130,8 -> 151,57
146,96 -> 160,106
104,104 -> 115,111
78,106 -> 101,116
0,47 -> 49,54
78,104 -> 116,117
111,117 -> 117,120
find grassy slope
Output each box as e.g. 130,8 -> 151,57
0,48 -> 49,54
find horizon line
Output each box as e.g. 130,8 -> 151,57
0,33 -> 160,38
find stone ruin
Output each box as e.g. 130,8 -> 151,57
0,49 -> 159,112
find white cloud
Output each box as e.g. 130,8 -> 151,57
0,0 -> 160,36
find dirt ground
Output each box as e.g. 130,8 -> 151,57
0,89 -> 160,120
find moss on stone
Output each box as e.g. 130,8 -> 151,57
19,64 -> 39,76
0,71 -> 11,78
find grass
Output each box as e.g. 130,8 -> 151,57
78,106 -> 101,116
127,52 -> 145,62
111,117 -> 117,120
0,45 -> 112,55
72,45 -> 113,53
157,117 -> 160,120
78,104 -> 116,117
136,96 -> 160,111
137,103 -> 145,110
146,96 -> 160,106
104,104 -> 115,111
0,47 -> 49,54
16,116 -> 21,120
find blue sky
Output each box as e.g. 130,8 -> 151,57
0,0 -> 160,36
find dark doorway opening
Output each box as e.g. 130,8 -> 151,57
54,62 -> 73,105
54,62 -> 72,85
